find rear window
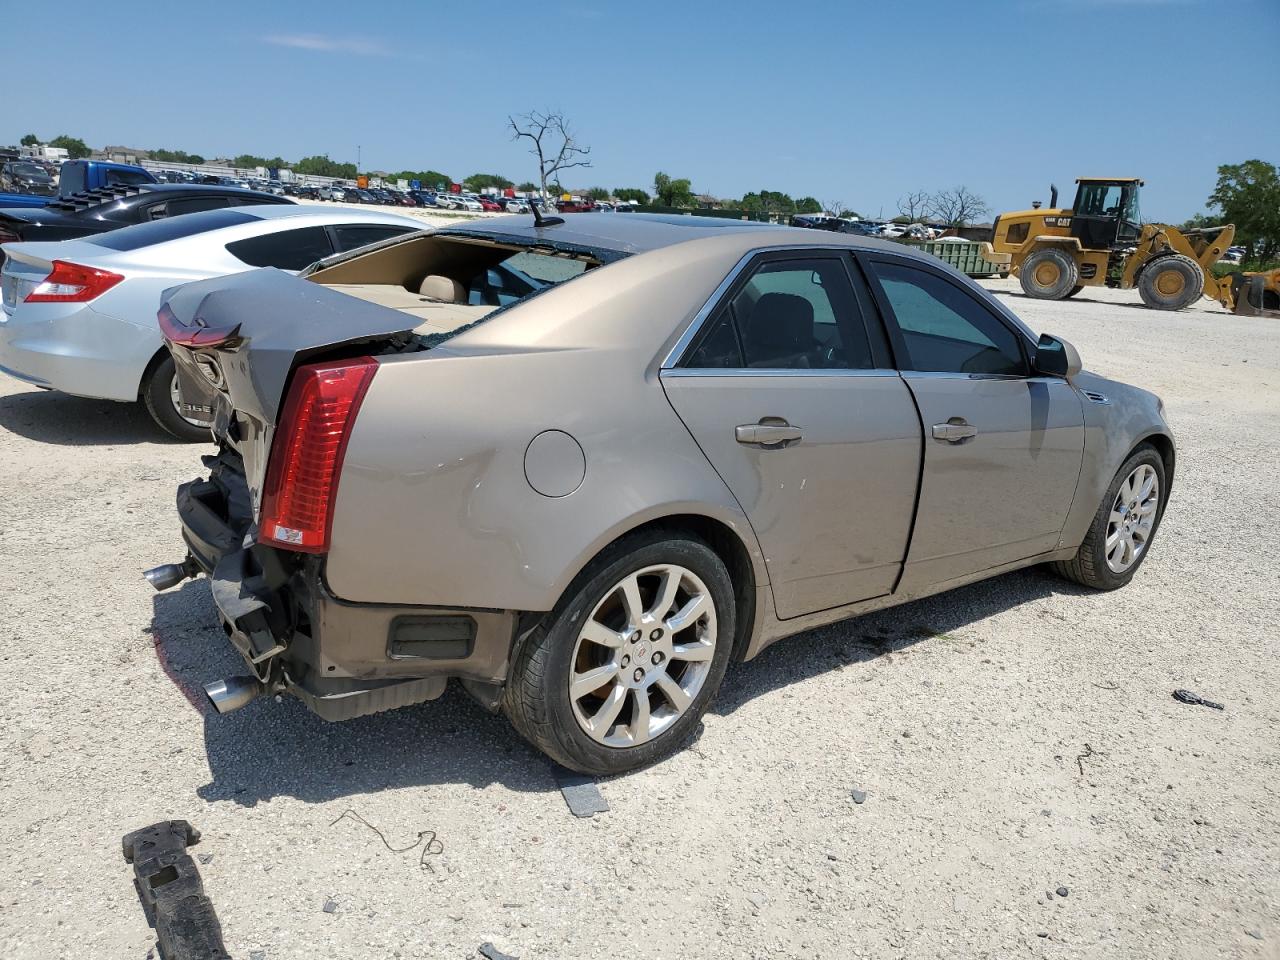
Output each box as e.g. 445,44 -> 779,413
90,209 -> 259,251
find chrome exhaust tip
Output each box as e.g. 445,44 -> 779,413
143,559 -> 196,592
204,676 -> 266,714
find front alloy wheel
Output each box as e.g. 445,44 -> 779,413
1104,463 -> 1159,573
1052,444 -> 1167,590
568,564 -> 717,747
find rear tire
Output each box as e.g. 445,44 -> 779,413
504,531 -> 735,775
1019,248 -> 1079,300
142,355 -> 211,443
1053,445 -> 1166,591
1064,284 -> 1085,298
1137,254 -> 1203,311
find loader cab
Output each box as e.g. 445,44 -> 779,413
1070,178 -> 1143,250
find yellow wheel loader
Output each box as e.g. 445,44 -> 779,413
981,177 -> 1279,315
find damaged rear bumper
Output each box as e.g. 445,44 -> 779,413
172,454 -> 517,721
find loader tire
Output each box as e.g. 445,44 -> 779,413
1064,284 -> 1085,298
1137,254 -> 1203,311
1019,248 -> 1079,300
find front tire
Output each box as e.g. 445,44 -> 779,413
142,355 -> 211,442
1137,254 -> 1203,311
504,531 -> 736,775
1019,248 -> 1080,300
1053,445 -> 1166,590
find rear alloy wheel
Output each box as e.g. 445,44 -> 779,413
1137,254 -> 1203,311
1053,446 -> 1166,590
504,533 -> 735,774
1019,247 -> 1080,300
142,354 -> 212,442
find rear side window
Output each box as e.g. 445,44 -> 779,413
106,168 -> 156,187
331,224 -> 416,252
872,261 -> 1027,376
682,257 -> 874,370
90,208 -> 258,251
226,225 -> 335,270
145,196 -> 232,220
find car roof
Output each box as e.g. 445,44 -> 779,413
437,212 -> 802,255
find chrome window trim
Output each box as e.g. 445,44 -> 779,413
897,370 -> 1053,381
661,368 -> 899,379
659,245 -> 839,370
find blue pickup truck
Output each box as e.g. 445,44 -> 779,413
0,159 -> 157,207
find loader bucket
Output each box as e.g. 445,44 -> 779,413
1229,270 -> 1280,318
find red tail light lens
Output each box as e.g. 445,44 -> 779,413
258,357 -> 378,553
25,260 -> 124,303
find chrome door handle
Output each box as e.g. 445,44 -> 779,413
932,420 -> 978,442
736,421 -> 803,447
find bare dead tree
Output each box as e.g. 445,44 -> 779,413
822,198 -> 846,218
508,110 -> 591,199
929,186 -> 990,227
897,190 -> 932,222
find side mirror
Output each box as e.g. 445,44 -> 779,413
1034,333 -> 1082,379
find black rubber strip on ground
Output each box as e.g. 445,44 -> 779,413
552,766 -> 609,818
122,820 -> 231,960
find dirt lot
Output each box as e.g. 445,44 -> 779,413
1,280 -> 1276,960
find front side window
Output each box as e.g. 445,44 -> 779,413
683,257 -> 873,370
873,261 -> 1026,376
226,225 -> 335,270
1076,183 -> 1124,218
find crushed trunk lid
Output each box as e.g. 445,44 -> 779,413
161,268 -> 419,516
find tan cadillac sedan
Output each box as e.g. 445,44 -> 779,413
149,213 -> 1174,775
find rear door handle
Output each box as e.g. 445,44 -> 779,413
736,420 -> 803,447
932,420 -> 978,442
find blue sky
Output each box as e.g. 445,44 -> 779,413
6,0 -> 1278,220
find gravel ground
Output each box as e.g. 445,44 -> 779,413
0,280 -> 1277,960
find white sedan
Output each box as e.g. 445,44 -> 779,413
0,206 -> 422,439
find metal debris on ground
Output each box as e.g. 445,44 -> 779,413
552,767 -> 609,818
121,819 -> 231,960
478,942 -> 520,960
850,789 -> 868,805
322,898 -> 338,914
1173,689 -> 1225,711
328,809 -> 444,873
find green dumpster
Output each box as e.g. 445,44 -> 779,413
901,240 -> 1008,278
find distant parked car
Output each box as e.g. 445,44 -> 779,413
504,199 -> 530,214
318,184 -> 346,201
0,206 -> 421,439
477,197 -> 502,212
0,184 -> 293,249
1,161 -> 56,197
409,191 -> 438,207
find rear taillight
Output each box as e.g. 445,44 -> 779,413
258,357 -> 378,554
25,260 -> 124,303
